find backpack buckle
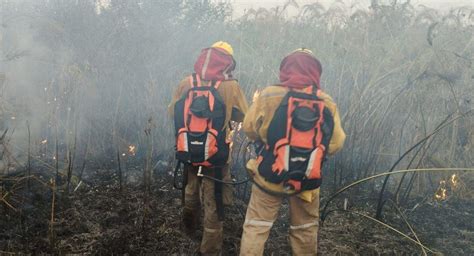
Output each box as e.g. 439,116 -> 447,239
197,166 -> 204,177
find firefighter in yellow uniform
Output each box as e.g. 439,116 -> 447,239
169,41 -> 248,255
240,49 -> 346,255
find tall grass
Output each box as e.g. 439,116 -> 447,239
1,0 -> 472,201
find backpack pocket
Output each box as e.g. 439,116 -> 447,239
302,145 -> 325,180
176,128 -> 218,164
268,142 -> 324,181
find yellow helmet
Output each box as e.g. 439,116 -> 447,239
212,41 -> 234,56
291,48 -> 314,56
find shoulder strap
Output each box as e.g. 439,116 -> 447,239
213,80 -> 222,89
204,80 -> 222,89
191,74 -> 221,89
190,73 -> 201,88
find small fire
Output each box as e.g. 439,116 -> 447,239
450,174 -> 459,188
11,116 -> 16,120
434,180 -> 447,201
237,122 -> 242,132
41,139 -> 48,144
252,89 -> 261,103
128,145 -> 136,156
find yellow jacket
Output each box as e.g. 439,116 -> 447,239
243,85 -> 346,202
168,77 -> 249,135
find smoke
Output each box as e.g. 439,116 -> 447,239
1,0 -> 233,173
2,2 -> 67,167
1,0 -> 472,183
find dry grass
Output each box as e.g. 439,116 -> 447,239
0,0 -> 473,254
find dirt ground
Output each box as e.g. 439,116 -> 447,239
1,167 -> 474,255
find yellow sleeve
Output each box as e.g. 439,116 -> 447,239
243,86 -> 287,143
243,95 -> 263,142
328,105 -> 346,155
230,82 -> 249,122
168,78 -> 189,117
319,92 -> 346,155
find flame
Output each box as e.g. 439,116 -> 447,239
228,122 -> 243,150
128,145 -> 136,156
450,174 -> 459,188
252,89 -> 261,103
237,122 -> 242,132
434,180 -> 447,201
41,139 -> 48,144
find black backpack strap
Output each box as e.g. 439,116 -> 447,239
213,80 -> 222,89
173,161 -> 189,207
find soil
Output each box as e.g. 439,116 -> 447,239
1,167 -> 473,255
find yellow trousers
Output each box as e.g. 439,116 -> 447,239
240,185 -> 320,256
183,165 -> 232,256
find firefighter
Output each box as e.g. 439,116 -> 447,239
169,41 -> 248,255
239,49 -> 346,255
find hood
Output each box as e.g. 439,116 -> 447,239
279,51 -> 322,89
194,47 -> 236,81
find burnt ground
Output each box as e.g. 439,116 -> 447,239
1,168 -> 474,255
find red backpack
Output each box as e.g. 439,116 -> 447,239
257,87 -> 334,192
173,73 -> 229,167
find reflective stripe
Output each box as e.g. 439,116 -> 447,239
204,133 -> 210,160
208,91 -> 215,111
183,133 -> 189,152
204,227 -> 222,233
290,221 -> 318,230
284,145 -> 290,171
305,148 -> 317,177
201,50 -> 212,80
244,219 -> 273,227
